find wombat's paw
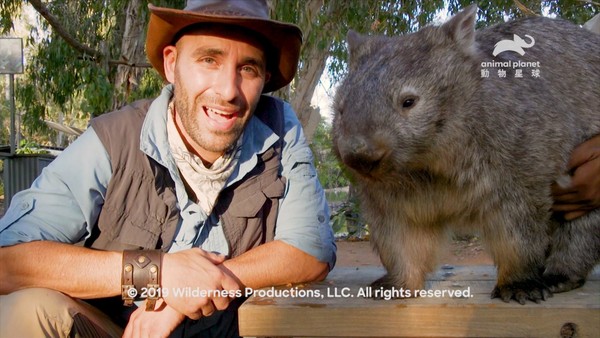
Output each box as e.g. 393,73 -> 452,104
491,279 -> 552,305
543,273 -> 585,293
369,275 -> 411,300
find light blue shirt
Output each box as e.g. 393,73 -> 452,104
0,85 -> 336,269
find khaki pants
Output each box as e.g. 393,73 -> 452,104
0,288 -> 123,338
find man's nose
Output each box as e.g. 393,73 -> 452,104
212,66 -> 240,102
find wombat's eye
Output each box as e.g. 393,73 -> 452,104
403,98 -> 416,108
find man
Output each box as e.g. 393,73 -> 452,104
0,1 -> 336,337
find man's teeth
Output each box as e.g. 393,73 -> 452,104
208,107 -> 232,117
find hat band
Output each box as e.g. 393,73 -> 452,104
195,9 -> 263,17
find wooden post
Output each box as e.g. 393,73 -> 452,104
9,74 -> 16,155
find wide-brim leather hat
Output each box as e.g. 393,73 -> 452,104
146,0 -> 302,93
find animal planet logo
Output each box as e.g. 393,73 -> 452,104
481,33 -> 541,79
492,34 -> 535,56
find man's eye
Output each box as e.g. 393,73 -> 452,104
242,66 -> 258,75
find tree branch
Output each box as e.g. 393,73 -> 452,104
513,0 -> 538,16
28,0 -> 153,68
108,60 -> 151,68
577,0 -> 600,6
29,0 -> 103,58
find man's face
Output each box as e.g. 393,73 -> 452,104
163,26 -> 270,164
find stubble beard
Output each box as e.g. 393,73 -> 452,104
173,83 -> 245,154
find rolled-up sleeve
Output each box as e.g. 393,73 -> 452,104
0,128 -> 111,246
274,103 -> 336,270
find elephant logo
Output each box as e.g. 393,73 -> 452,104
492,34 -> 535,56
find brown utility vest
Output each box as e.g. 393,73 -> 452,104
84,96 -> 285,257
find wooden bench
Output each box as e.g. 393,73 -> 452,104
238,265 -> 600,337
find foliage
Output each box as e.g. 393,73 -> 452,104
325,0 -> 447,84
0,78 -> 9,145
0,0 -> 20,34
310,119 -> 349,189
310,118 -> 368,236
15,139 -> 49,155
1,0 -> 184,139
12,1 -> 118,134
127,69 -> 167,104
330,193 -> 368,239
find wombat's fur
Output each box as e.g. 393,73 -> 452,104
332,4 -> 600,304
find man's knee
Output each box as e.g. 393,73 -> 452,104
0,288 -> 122,338
1,288 -> 75,337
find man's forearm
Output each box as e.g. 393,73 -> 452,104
0,241 -> 121,298
0,240 -> 329,308
221,240 -> 329,289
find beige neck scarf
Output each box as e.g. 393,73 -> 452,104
166,102 -> 243,215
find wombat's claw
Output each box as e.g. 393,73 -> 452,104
491,280 -> 552,305
543,274 -> 585,293
369,275 -> 407,300
370,275 -> 394,289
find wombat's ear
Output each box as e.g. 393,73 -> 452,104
347,30 -> 370,70
442,4 -> 478,55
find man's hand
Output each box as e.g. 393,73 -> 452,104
123,299 -> 185,338
160,248 -> 241,320
552,134 -> 600,221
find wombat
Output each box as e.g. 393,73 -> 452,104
332,4 -> 600,304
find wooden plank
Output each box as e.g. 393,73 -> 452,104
238,265 -> 600,337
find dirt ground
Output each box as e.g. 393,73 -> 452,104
336,235 -> 493,267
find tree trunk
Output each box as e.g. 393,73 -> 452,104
289,52 -> 326,142
287,0 -> 346,143
112,0 -> 146,110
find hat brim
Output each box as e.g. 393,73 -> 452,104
146,4 -> 302,93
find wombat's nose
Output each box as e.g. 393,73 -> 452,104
341,138 -> 386,176
343,153 -> 384,175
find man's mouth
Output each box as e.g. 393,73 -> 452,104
204,106 -> 239,131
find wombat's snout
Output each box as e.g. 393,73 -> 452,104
339,137 -> 387,176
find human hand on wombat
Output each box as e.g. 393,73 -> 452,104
552,134 -> 600,220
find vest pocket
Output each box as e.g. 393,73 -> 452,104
94,198 -> 170,250
115,219 -> 162,249
219,176 -> 286,257
227,177 -> 285,217
228,193 -> 267,218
